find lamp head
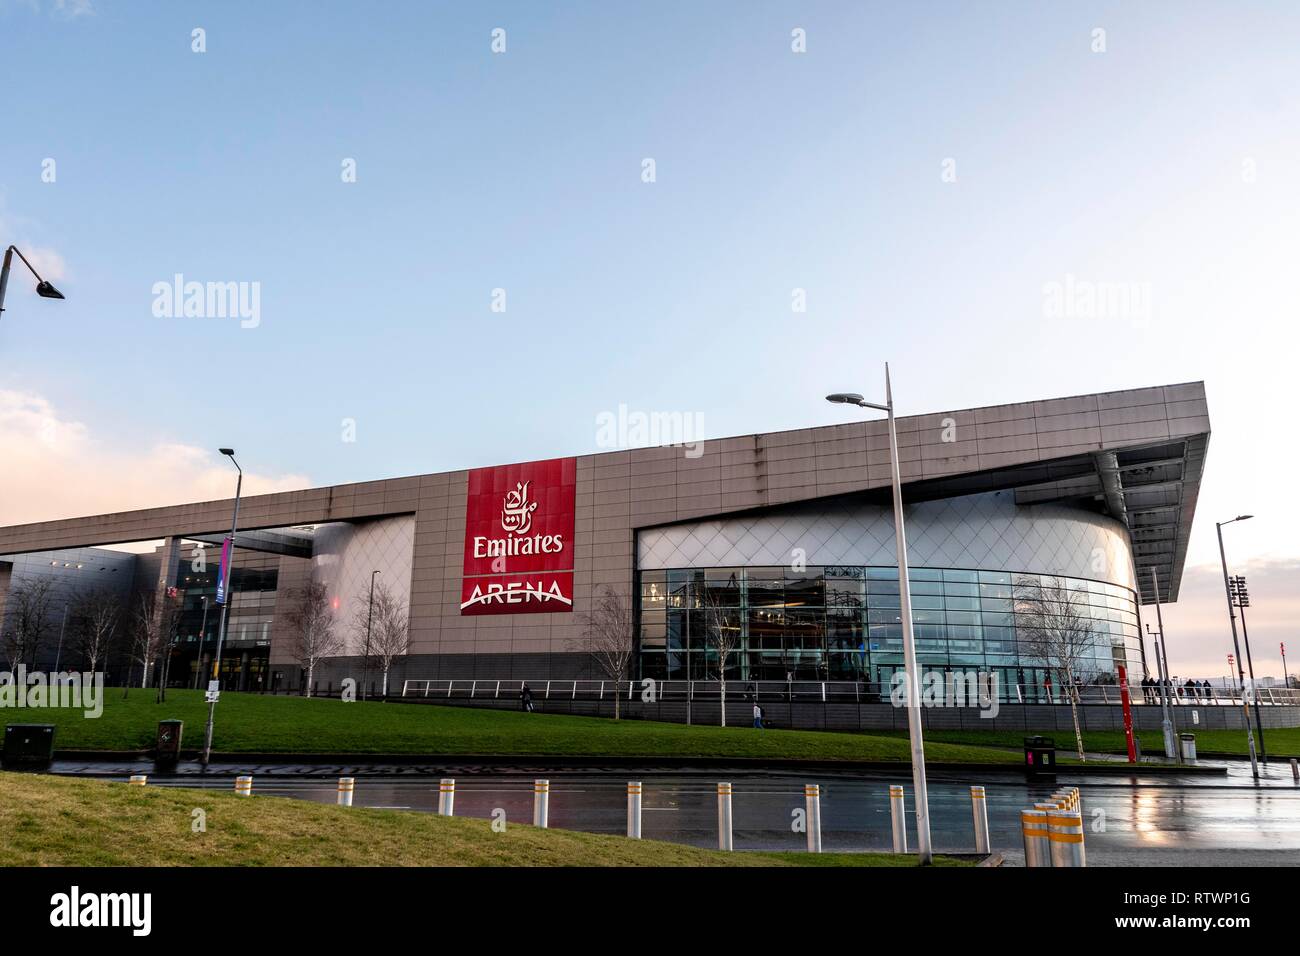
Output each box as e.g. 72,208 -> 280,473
826,393 -> 865,406
218,448 -> 235,457
35,280 -> 64,299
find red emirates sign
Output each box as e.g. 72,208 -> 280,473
460,457 -> 577,615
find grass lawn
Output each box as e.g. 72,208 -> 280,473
25,688 -> 1023,764
0,772 -> 971,866
889,727 -> 1300,757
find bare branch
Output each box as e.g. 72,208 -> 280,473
574,585 -> 634,718
285,577 -> 342,697
2,577 -> 56,670
1014,575 -> 1104,760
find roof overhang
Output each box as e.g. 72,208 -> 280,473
892,435 -> 1206,603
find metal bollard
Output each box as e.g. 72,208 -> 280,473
234,775 -> 253,797
1021,809 -> 1052,867
971,785 -> 990,854
437,777 -> 455,816
804,784 -> 822,853
129,774 -> 147,786
889,784 -> 907,853
533,779 -> 549,828
717,782 -> 734,851
337,776 -> 355,807
627,781 -> 642,839
1048,809 -> 1086,867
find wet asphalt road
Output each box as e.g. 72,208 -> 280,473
48,758 -> 1300,859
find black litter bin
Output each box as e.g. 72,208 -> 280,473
156,719 -> 184,763
1024,735 -> 1056,779
3,723 -> 56,767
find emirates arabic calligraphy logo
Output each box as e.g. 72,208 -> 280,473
501,481 -> 539,535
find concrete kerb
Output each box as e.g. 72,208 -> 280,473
50,750 -> 1231,776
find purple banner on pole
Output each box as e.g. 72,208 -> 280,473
215,537 -> 233,605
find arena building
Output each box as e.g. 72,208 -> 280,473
0,382 -> 1209,701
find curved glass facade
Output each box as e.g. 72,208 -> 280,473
636,565 -> 1142,697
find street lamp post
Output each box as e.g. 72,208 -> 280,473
1146,569 -> 1178,761
1215,516 -> 1259,779
53,603 -> 69,673
0,244 -> 65,331
827,363 -> 932,864
363,570 -> 380,700
1146,625 -> 1172,740
1230,576 -> 1266,762
201,449 -> 243,767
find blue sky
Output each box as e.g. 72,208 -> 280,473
2,1 -> 1298,675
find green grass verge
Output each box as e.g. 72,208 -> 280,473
885,727 -> 1300,757
24,688 -> 1022,764
0,772 -> 972,866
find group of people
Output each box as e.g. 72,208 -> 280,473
1140,676 -> 1214,703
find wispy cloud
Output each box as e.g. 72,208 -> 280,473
9,0 -> 95,19
0,389 -> 311,530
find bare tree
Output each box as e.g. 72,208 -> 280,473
370,582 -> 409,698
574,585 -> 635,719
2,577 -> 55,670
74,588 -> 121,675
1014,575 -> 1104,761
696,574 -> 743,727
126,590 -> 183,698
350,581 -> 408,698
286,577 -> 342,697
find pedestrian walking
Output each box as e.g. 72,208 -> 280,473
752,702 -> 764,729
520,682 -> 534,713
1202,679 -> 1213,700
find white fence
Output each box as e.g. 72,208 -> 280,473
400,678 -> 1300,707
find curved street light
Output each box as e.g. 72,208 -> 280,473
201,449 -> 244,766
0,245 -> 65,326
827,364 -> 933,864
1215,514 -> 1259,779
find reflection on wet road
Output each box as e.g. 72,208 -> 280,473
49,759 -> 1300,857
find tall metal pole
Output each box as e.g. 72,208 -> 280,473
1283,643 -> 1290,690
53,603 -> 69,672
201,456 -> 243,766
826,368 -> 931,862
1216,520 -> 1258,779
1234,585 -> 1266,762
884,364 -> 932,864
1150,629 -> 1176,761
1148,569 -> 1177,761
0,247 -> 12,322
